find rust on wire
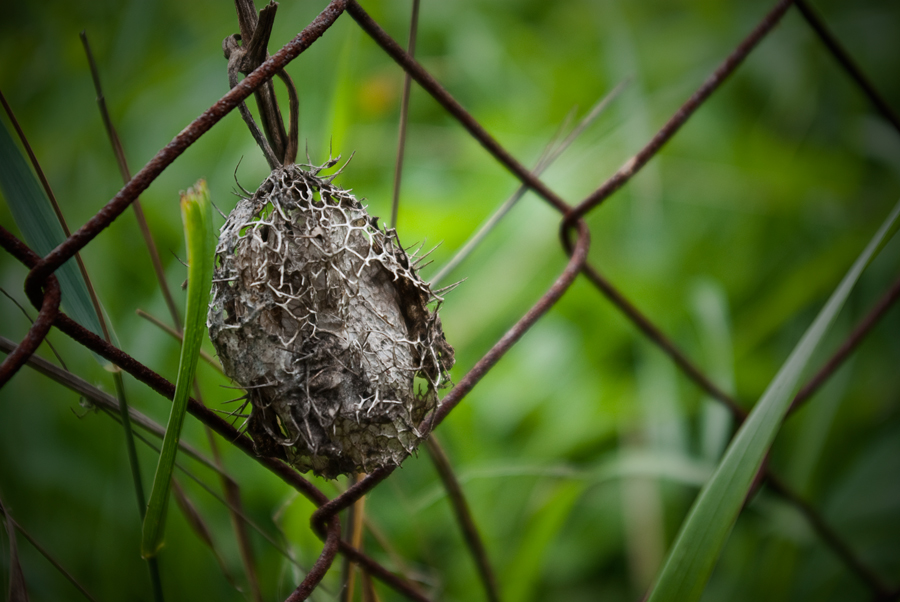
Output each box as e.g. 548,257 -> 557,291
766,473 -> 894,598
2,0 -> 898,598
346,0 -> 571,214
580,262 -> 748,420
284,519 -> 342,602
0,229 -> 60,386
3,215 -> 427,602
23,0 -> 349,307
564,0 -> 795,226
426,436 -> 500,602
80,31 -> 183,332
312,220 -> 591,540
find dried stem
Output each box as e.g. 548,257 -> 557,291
136,309 -> 223,373
390,0 -> 420,229
342,473 -> 368,602
0,497 -> 99,602
227,44 -> 280,169
80,31 -> 182,330
233,0 -> 288,161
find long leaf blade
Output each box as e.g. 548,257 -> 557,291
647,198 -> 900,602
0,119 -> 104,340
141,181 -> 214,558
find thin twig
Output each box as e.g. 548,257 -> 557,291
136,309 -> 223,373
425,436 -> 500,602
0,497 -> 100,602
227,42 -> 280,169
277,69 -> 300,165
1,287 -> 67,369
80,32 -> 182,330
342,473 -> 368,602
390,0 -> 420,229
233,0 -> 288,162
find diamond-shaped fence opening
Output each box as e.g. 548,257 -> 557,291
0,1 -> 898,601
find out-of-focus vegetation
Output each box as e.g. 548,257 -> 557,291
1,1 -> 898,601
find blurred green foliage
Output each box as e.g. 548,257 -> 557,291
1,1 -> 898,601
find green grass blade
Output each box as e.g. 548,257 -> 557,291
0,119 -> 104,340
504,481 -> 584,602
647,198 -> 900,602
141,181 -> 214,559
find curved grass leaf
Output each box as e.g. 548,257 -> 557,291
0,119 -> 104,341
647,197 -> 900,602
141,181 -> 214,559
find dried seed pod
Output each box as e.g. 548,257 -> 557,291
208,162 -> 454,478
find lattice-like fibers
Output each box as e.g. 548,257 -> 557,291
208,163 -> 454,478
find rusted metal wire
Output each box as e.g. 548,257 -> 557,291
0,229 -> 60,386
23,0 -> 349,307
337,542 -> 432,602
80,31 -> 183,331
3,0 -> 898,598
346,0 -> 571,214
564,0 -> 795,226
284,519 -> 342,602
311,219 -> 590,534
794,0 -> 900,136
426,436 -> 500,602
788,272 -> 900,416
580,261 -> 749,419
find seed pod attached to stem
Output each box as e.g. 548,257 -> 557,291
208,161 -> 454,478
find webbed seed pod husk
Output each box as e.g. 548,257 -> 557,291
208,163 -> 454,478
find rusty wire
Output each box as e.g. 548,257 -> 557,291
2,0 -> 899,600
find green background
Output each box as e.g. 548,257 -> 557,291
1,0 -> 898,600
